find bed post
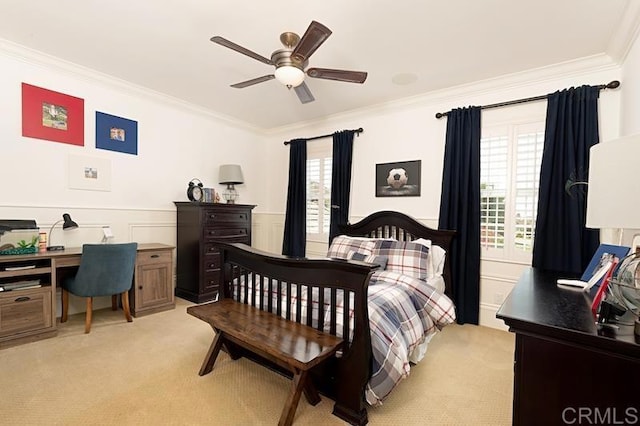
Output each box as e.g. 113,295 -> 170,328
332,273 -> 372,426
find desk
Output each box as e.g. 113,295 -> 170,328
0,243 -> 174,348
497,267 -> 640,426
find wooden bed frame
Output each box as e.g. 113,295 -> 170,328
210,211 -> 455,425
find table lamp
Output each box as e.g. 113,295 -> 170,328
587,134 -> 640,334
219,164 -> 244,204
586,133 -> 640,244
47,213 -> 78,251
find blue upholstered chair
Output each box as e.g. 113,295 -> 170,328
61,243 -> 138,333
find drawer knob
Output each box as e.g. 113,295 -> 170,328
151,254 -> 160,258
139,286 -> 143,290
15,296 -> 31,302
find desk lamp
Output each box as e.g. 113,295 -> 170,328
47,213 -> 78,251
219,164 -> 244,204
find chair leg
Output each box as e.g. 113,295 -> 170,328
85,297 -> 93,334
112,294 -> 118,311
121,291 -> 133,322
61,289 -> 69,323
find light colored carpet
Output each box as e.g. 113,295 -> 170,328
0,298 -> 514,425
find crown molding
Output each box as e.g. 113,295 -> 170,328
266,54 -> 620,136
606,1 -> 640,64
0,38 -> 263,135
0,37 -> 623,138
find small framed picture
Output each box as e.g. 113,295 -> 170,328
96,111 -> 138,155
375,160 -> 421,197
68,154 -> 112,192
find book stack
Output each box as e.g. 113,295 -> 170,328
0,279 -> 42,292
203,188 -> 216,203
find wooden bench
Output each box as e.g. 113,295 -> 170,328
187,299 -> 344,426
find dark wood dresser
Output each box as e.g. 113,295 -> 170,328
496,267 -> 640,426
174,202 -> 255,303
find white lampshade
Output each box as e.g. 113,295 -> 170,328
587,134 -> 640,230
218,164 -> 244,184
274,65 -> 305,87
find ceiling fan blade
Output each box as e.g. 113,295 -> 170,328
307,68 -> 368,84
294,82 -> 315,104
230,75 -> 275,88
290,21 -> 332,63
210,36 -> 273,65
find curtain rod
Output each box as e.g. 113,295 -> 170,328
434,80 -> 620,119
284,127 -> 364,145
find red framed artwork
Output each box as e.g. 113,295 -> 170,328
21,83 -> 84,146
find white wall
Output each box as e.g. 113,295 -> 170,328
0,41 -> 267,314
261,57 -> 622,329
0,41 -> 267,212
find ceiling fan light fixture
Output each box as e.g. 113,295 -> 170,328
274,65 -> 305,87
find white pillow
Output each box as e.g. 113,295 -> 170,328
431,244 -> 446,275
411,238 -> 434,278
412,238 -> 446,279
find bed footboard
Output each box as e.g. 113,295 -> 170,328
216,242 -> 377,425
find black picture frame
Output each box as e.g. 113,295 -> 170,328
375,160 -> 421,197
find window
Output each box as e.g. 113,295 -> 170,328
480,122 -> 544,261
306,141 -> 332,239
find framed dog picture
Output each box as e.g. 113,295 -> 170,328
376,160 -> 421,197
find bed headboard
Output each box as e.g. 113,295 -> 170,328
338,210 -> 456,298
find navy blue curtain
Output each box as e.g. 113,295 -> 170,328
532,86 -> 600,274
329,130 -> 355,243
282,139 -> 307,257
438,106 -> 481,325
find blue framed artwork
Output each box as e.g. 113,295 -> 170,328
95,111 -> 138,155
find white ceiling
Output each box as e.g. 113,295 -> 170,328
0,0 -> 637,130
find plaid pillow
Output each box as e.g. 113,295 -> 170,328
347,250 -> 388,270
327,235 -> 377,259
373,240 -> 430,280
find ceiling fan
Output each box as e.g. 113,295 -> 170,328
210,21 -> 368,104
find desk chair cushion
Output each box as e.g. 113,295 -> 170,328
62,243 -> 138,297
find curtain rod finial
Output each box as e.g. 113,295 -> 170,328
607,80 -> 620,89
435,112 -> 446,119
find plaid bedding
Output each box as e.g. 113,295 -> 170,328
231,268 -> 456,406
365,270 -> 455,404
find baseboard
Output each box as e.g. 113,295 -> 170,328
479,302 -> 509,331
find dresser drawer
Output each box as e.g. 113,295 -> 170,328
137,249 -> 172,266
203,254 -> 221,271
0,288 -> 52,337
203,243 -> 220,257
202,271 -> 220,293
203,209 -> 250,225
203,227 -> 249,240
